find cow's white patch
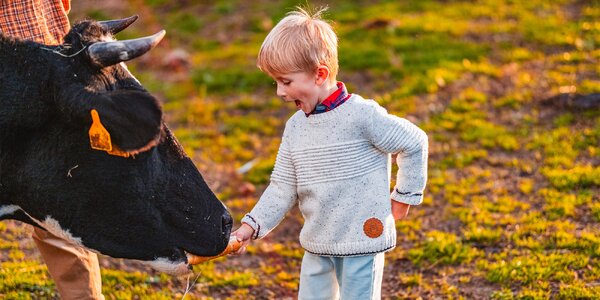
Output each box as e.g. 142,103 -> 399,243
145,258 -> 191,276
0,205 -> 21,217
40,216 -> 85,247
19,209 -> 86,248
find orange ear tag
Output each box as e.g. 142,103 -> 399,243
89,109 -> 130,158
89,109 -> 112,151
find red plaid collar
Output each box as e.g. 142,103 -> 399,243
307,82 -> 351,117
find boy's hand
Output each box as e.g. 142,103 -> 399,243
231,223 -> 255,254
392,200 -> 410,220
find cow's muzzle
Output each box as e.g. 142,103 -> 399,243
186,236 -> 242,265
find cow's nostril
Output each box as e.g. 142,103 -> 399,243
222,213 -> 233,231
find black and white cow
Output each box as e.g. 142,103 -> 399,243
0,16 -> 232,275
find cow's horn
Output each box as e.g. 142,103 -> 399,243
87,30 -> 166,67
99,15 -> 139,34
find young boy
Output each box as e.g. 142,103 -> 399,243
232,7 -> 428,299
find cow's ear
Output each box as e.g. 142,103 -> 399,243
92,90 -> 162,153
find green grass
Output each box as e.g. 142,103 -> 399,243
408,231 -> 482,266
483,252 -> 590,286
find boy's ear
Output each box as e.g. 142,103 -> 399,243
315,66 -> 330,85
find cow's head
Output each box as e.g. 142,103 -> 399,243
0,16 -> 232,274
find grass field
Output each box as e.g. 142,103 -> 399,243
1,0 -> 599,299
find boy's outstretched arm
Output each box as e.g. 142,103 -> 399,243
232,126 -> 299,251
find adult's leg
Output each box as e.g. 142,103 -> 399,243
32,227 -> 104,300
298,252 -> 339,300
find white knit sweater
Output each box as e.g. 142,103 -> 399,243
242,94 -> 428,256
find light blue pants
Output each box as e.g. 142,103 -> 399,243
298,252 -> 385,300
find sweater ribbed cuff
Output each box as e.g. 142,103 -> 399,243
241,214 -> 261,240
391,188 -> 423,205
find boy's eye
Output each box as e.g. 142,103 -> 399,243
273,80 -> 291,86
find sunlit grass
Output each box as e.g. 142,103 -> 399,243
408,231 -> 482,266
483,252 -> 590,286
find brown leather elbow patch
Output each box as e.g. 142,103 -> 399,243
363,217 -> 384,238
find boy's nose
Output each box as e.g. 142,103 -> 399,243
276,85 -> 287,98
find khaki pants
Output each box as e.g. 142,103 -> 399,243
32,227 -> 104,300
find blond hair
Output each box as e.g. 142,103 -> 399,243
257,7 -> 338,83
